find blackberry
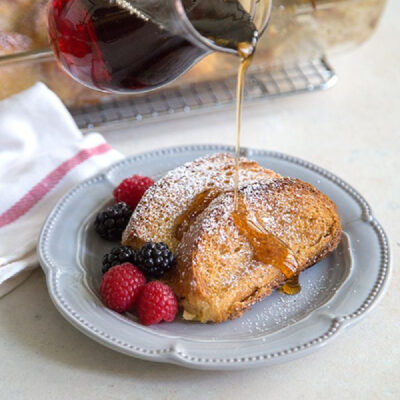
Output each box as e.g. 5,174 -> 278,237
102,245 -> 136,274
94,202 -> 132,241
136,242 -> 175,278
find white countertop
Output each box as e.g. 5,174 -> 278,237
1,1 -> 399,399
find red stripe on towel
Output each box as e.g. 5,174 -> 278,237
0,143 -> 112,228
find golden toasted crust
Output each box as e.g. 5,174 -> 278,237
122,153 -> 281,252
165,178 -> 341,323
122,153 -> 341,323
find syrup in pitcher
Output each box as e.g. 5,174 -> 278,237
48,0 -> 258,92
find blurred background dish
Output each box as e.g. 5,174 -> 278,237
0,0 -> 387,119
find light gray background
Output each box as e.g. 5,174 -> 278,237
1,0 -> 399,398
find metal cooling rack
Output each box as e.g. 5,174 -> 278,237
70,57 -> 337,131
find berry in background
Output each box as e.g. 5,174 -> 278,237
113,174 -> 155,210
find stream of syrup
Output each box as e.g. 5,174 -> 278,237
174,37 -> 302,295
233,41 -> 255,210
231,35 -> 302,295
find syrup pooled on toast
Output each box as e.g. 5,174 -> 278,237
175,184 -> 301,294
232,194 -> 299,280
175,189 -> 220,241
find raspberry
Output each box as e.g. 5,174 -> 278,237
113,175 -> 155,210
100,263 -> 146,313
137,281 -> 178,326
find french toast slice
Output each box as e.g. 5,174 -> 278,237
122,153 -> 281,252
166,178 -> 341,323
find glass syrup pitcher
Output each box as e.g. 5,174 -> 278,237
48,0 -> 272,93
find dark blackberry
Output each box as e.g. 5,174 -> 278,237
136,242 -> 175,278
102,245 -> 136,274
94,202 -> 132,241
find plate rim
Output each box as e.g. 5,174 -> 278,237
38,144 -> 392,369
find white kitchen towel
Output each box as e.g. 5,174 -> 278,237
0,83 -> 123,297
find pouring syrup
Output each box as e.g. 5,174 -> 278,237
48,0 -> 259,92
48,0 -> 301,295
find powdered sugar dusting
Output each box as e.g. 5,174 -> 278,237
123,153 -> 280,250
184,177 -> 318,264
239,273 -> 330,335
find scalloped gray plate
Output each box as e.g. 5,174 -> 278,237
38,145 -> 391,370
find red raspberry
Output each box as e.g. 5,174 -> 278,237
113,175 -> 154,210
100,263 -> 146,313
137,281 -> 178,326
